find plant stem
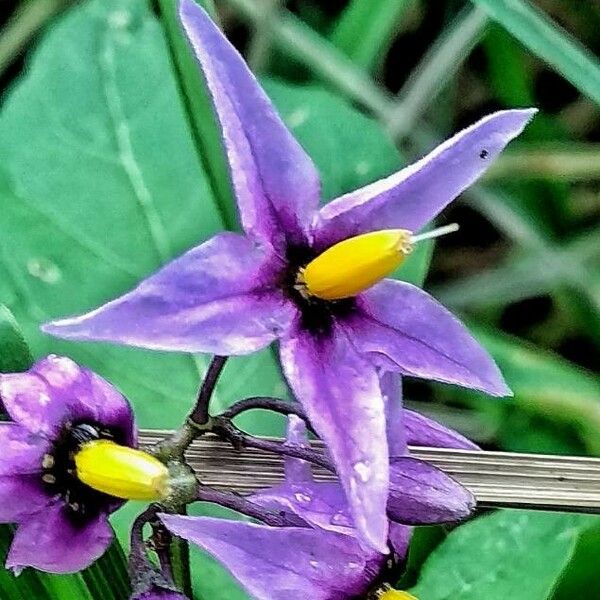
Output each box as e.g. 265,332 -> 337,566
0,0 -> 73,76
169,522 -> 193,598
196,486 -> 296,526
154,356 -> 227,460
212,417 -> 333,472
220,396 -> 308,421
190,355 -> 228,424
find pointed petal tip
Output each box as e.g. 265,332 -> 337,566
40,316 -> 86,339
483,376 -> 513,398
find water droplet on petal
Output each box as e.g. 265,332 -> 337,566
330,512 -> 349,526
294,492 -> 311,504
353,461 -> 371,483
309,560 -> 319,569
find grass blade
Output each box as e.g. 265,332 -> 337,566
329,0 -> 412,73
471,0 -> 600,106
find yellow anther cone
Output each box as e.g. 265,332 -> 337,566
75,440 -> 170,500
301,229 -> 413,300
380,589 -> 418,600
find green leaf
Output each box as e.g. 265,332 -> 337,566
552,519 -> 600,599
154,0 -> 238,230
329,0 -> 412,74
0,304 -> 33,372
410,511 -> 598,600
470,0 -> 600,106
467,325 -> 600,455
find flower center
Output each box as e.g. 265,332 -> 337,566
75,439 -> 170,501
376,585 -> 418,600
42,422 -> 118,522
298,229 -> 413,301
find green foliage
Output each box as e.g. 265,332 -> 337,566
0,304 -> 32,373
471,0 -> 600,106
468,325 -> 600,455
410,510 -> 599,600
329,0 -> 412,74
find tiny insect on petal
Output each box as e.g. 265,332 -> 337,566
75,440 -> 170,501
301,229 -> 413,300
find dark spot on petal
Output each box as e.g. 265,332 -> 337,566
479,149 -> 489,159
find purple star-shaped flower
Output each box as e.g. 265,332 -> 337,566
160,407 -> 473,600
0,355 -> 135,573
43,0 -> 534,551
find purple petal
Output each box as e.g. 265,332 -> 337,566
350,280 -> 511,396
6,502 -> 113,574
389,523 -> 412,560
314,109 -> 536,248
380,371 -> 407,457
279,323 -> 389,552
1,357 -> 135,443
43,233 -> 296,355
179,0 -> 320,248
283,415 -> 313,484
160,515 -> 383,600
252,481 -> 354,535
0,424 -> 53,524
387,457 -> 475,525
0,423 -> 49,474
405,409 -> 479,450
0,475 -> 52,523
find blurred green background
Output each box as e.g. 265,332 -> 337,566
0,0 -> 598,599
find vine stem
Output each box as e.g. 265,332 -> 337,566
220,396 -> 308,422
212,416 -> 333,472
196,486 -> 299,527
190,355 -> 228,424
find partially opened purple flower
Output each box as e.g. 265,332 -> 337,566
159,412 -> 471,600
161,514 -> 386,600
43,0 -> 534,551
252,411 -> 473,551
0,356 -> 169,573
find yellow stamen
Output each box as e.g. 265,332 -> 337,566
301,229 -> 413,301
75,440 -> 170,501
379,589 -> 418,600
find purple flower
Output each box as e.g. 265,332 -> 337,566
252,410 -> 473,550
160,514 -> 385,600
43,0 -> 534,551
0,355 -> 135,573
159,410 -> 473,600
